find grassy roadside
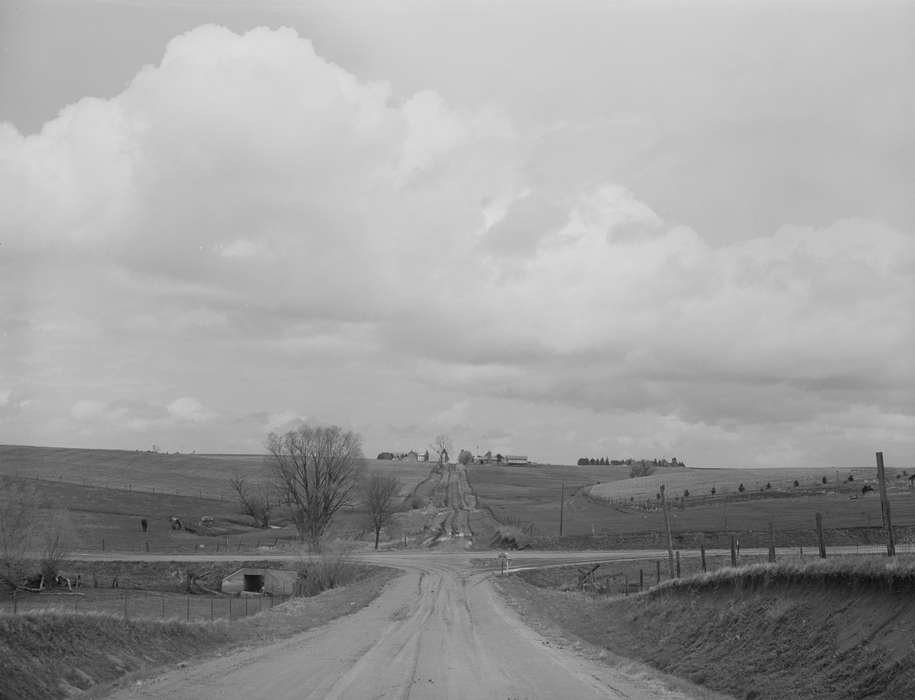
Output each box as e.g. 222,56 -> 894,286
494,558 -> 915,699
1,566 -> 400,700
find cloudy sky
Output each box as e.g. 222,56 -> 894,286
1,0 -> 913,467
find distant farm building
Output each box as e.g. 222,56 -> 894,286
221,568 -> 299,596
504,455 -> 529,465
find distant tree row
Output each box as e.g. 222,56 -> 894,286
577,457 -> 685,467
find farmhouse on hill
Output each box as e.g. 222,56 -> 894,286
222,567 -> 299,596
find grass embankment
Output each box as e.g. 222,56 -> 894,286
497,557 -> 915,699
0,565 -> 400,700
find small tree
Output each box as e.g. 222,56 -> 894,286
267,424 -> 365,548
0,477 -> 74,586
432,435 -> 452,468
0,477 -> 37,587
229,476 -> 274,528
629,462 -> 655,478
362,473 -> 402,550
457,449 -> 473,466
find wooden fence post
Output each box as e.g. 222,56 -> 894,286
656,560 -> 661,584
876,451 -> 896,556
639,568 -> 644,591
660,485 -> 675,578
815,512 -> 826,558
768,522 -> 776,563
700,543 -> 707,572
730,536 -> 737,567
675,550 -> 681,578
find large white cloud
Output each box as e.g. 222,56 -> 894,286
2,24 -> 912,464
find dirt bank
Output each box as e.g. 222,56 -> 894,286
497,559 -> 915,699
0,566 -> 398,700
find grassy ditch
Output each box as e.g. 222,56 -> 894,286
0,563 -> 399,700
496,556 -> 915,699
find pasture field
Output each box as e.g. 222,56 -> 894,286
0,446 -> 439,553
469,461 -> 915,546
587,465 -> 908,502
0,445 -> 434,502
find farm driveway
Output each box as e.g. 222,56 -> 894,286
103,552 -> 714,700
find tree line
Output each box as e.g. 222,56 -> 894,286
576,456 -> 685,467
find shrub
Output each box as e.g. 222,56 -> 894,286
766,482 -> 771,489
629,462 -> 655,478
683,489 -> 689,498
822,476 -> 828,484
738,483 -> 745,493
297,549 -> 365,596
711,487 -> 716,495
848,474 -> 855,482
793,479 -> 799,487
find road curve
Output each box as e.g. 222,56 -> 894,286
103,553 -> 706,700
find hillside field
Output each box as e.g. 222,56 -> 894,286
0,445 -> 438,553
469,461 -> 915,546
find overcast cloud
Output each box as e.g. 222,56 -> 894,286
1,1 -> 913,466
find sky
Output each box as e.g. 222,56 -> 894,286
1,0 -> 913,467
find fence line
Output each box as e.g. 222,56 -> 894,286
6,589 -> 291,620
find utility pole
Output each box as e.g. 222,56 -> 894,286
559,481 -> 565,537
876,451 -> 895,556
660,484 -> 675,578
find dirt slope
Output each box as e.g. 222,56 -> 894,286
101,554 -> 714,700
498,570 -> 915,699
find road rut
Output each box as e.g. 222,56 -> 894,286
105,553 -> 714,699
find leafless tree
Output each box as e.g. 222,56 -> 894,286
431,434 -> 452,469
229,475 -> 274,528
267,425 -> 365,548
0,477 -> 35,587
362,473 -> 402,550
0,477 -> 73,587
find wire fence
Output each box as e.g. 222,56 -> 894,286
5,588 -> 291,621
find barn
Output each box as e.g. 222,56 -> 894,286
221,567 -> 300,596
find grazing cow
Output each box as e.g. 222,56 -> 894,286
169,516 -> 182,530
862,484 -> 875,495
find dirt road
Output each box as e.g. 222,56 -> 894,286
104,552 -> 714,699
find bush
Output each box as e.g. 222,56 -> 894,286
297,549 -> 365,596
738,483 -> 745,493
630,462 -> 655,478
848,474 -> 855,482
793,480 -> 799,487
711,487 -> 716,495
766,482 -> 771,489
822,476 -> 828,484
683,489 -> 690,498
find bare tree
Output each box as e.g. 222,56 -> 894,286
362,473 -> 402,550
229,475 -> 274,528
0,477 -> 74,587
267,425 -> 365,548
431,434 -> 452,469
0,477 -> 35,587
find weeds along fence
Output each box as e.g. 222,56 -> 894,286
5,590 -> 291,621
